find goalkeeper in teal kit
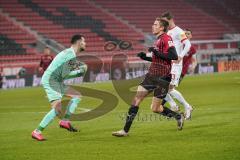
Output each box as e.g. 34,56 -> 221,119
32,35 -> 87,141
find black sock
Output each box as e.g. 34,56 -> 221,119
161,99 -> 167,106
161,106 -> 181,120
123,105 -> 139,133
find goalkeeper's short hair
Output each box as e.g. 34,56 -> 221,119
71,34 -> 84,44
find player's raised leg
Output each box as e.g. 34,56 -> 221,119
169,76 -> 193,120
60,87 -> 82,132
169,88 -> 193,120
151,82 -> 184,130
151,97 -> 184,130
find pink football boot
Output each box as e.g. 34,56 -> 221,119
59,120 -> 78,132
32,130 -> 45,141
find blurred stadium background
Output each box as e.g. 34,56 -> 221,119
0,0 -> 239,88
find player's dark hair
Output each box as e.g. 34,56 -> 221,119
185,28 -> 192,33
156,17 -> 169,32
71,34 -> 84,44
161,11 -> 173,20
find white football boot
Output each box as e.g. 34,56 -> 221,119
112,130 -> 128,137
185,106 -> 193,120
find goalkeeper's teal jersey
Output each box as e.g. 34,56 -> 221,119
42,47 -> 77,82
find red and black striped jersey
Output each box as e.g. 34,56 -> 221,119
148,33 -> 175,77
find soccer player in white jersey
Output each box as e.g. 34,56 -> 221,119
160,12 -> 193,120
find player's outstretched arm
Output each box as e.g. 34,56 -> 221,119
137,52 -> 152,62
148,47 -> 178,60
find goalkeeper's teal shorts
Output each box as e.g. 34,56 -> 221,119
41,75 -> 68,102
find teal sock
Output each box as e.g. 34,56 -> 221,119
37,108 -> 58,132
64,98 -> 81,120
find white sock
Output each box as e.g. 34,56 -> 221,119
169,89 -> 191,110
164,94 -> 177,109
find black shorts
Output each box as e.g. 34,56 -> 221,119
140,73 -> 171,99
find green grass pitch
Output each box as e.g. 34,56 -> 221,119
0,72 -> 240,160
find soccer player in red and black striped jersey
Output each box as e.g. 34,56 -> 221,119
39,47 -> 54,75
112,18 -> 184,137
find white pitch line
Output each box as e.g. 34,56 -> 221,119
78,107 -> 92,112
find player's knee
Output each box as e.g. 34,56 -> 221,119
71,91 -> 82,99
132,95 -> 144,106
51,100 -> 62,114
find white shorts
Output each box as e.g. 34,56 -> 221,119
170,64 -> 182,87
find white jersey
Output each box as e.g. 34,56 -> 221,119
167,26 -> 188,66
167,26 -> 188,86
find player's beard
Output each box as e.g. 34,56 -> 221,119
79,48 -> 85,52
